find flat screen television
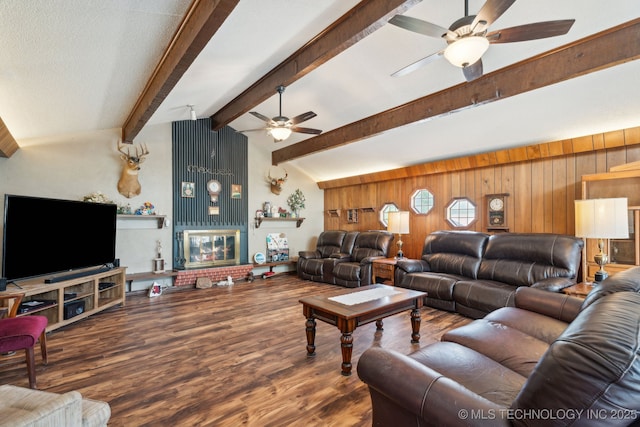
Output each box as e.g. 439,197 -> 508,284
2,194 -> 117,283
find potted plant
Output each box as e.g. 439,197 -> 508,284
287,189 -> 306,218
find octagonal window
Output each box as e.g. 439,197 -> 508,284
379,203 -> 399,227
446,197 -> 477,228
411,188 -> 434,215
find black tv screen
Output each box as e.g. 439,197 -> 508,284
2,194 -> 117,282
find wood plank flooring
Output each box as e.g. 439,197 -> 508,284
0,274 -> 471,426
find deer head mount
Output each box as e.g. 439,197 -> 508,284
267,168 -> 287,195
117,140 -> 149,198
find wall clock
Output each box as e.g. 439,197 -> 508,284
206,180 -> 221,202
486,193 -> 509,231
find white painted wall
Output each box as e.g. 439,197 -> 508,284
0,124 -> 324,288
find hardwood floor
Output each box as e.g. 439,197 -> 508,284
0,274 -> 471,426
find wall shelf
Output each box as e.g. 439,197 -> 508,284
117,214 -> 166,229
255,217 -> 304,228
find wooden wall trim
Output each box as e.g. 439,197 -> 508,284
318,125 -> 640,189
0,116 -> 19,158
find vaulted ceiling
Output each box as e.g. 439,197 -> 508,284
1,0 -> 639,183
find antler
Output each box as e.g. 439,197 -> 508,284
117,139 -> 149,161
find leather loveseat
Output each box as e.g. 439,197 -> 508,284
298,230 -> 393,287
297,230 -> 358,283
358,266 -> 640,426
395,231 -> 583,318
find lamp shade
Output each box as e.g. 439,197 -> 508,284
387,211 -> 410,234
443,36 -> 490,68
269,127 -> 292,141
575,198 -> 629,239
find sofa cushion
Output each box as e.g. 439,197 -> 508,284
315,230 -> 347,257
453,279 -> 517,314
421,231 -> 489,279
443,318 -> 551,377
478,233 -> 582,287
402,272 -> 462,300
484,306 -> 570,345
409,341 -> 526,407
511,291 -> 640,425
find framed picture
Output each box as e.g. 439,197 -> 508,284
231,184 -> 242,199
181,181 -> 195,198
208,206 -> 219,215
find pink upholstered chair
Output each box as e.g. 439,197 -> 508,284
0,294 -> 48,389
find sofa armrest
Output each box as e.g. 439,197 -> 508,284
358,347 -> 509,426
360,255 -> 385,265
531,277 -> 575,292
514,287 -> 583,323
329,252 -> 352,260
396,258 -> 429,274
298,250 -> 320,260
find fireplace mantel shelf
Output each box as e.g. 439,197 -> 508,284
255,217 -> 304,228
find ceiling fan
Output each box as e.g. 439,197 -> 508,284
241,85 -> 322,142
389,0 -> 575,82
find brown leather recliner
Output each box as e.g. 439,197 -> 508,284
358,266 -> 640,426
297,230 -> 358,284
331,231 -> 394,288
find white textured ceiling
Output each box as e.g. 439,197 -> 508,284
1,0 -> 639,182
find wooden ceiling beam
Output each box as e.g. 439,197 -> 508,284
121,0 -> 240,143
273,18 -> 640,165
0,116 -> 19,158
209,0 -> 422,131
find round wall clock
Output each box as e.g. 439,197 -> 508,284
206,180 -> 221,202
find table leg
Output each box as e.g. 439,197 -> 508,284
410,308 -> 421,343
375,319 -> 383,330
340,332 -> 353,376
305,317 -> 316,356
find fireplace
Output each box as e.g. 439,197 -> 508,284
181,229 -> 240,269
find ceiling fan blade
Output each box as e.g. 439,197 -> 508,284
471,0 -> 516,30
249,111 -> 273,124
291,126 -> 322,135
462,59 -> 483,82
290,111 -> 317,125
389,15 -> 456,40
237,128 -> 267,133
486,19 -> 575,43
391,51 -> 444,77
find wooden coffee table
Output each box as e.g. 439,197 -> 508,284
299,284 -> 426,376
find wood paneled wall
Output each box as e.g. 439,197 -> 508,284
323,127 -> 640,260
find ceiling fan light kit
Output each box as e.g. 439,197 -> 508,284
444,36 -> 490,67
269,127 -> 292,142
389,0 -> 574,81
241,84 -> 322,142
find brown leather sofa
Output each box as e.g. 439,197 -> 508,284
358,266 -> 640,426
298,230 -> 393,287
395,231 -> 584,318
297,230 -> 357,283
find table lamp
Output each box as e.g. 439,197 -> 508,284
575,197 -> 628,282
387,211 -> 410,259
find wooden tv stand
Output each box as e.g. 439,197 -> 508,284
2,267 -> 126,332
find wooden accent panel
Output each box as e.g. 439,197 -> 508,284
209,0 -> 421,130
0,116 -> 19,158
274,18 -> 640,166
319,125 -> 640,189
324,129 -> 640,261
121,0 -> 240,143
